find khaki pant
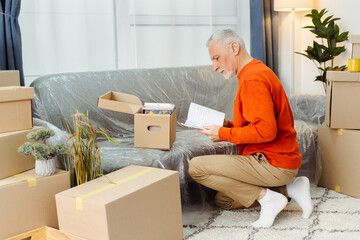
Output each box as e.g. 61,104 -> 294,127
188,153 -> 298,209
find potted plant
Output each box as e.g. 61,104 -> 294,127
63,111 -> 121,186
18,128 -> 68,176
297,8 -> 349,92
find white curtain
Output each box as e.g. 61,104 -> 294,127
19,0 -> 117,85
115,0 -> 243,69
19,0 -> 249,85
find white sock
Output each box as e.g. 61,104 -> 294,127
287,176 -> 313,218
251,189 -> 287,228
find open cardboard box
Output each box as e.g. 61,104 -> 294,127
97,91 -> 176,150
0,86 -> 34,133
0,70 -> 20,87
325,71 -> 360,129
6,226 -> 85,240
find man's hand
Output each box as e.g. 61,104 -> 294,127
198,125 -> 221,142
223,119 -> 230,127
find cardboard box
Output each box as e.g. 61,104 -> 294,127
6,226 -> 85,240
325,71 -> 360,129
56,165 -> 183,240
0,126 -> 43,180
97,92 -> 176,149
0,169 -> 70,239
350,35 -> 360,59
318,125 -> 360,198
0,86 -> 34,133
0,70 -> 20,87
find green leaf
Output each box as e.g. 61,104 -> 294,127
326,46 -> 346,57
295,51 -> 313,60
330,65 -> 347,71
319,9 -> 327,17
328,17 -> 341,23
329,37 -> 337,49
323,15 -> 333,26
326,21 -> 335,39
314,75 -> 325,82
336,31 -> 349,42
333,24 -> 339,38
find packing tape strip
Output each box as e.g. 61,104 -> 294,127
75,167 -> 155,211
335,185 -> 341,192
338,129 -> 343,135
14,173 -> 37,187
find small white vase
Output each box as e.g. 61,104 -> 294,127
35,158 -> 56,176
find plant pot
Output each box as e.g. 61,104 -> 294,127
35,158 -> 56,176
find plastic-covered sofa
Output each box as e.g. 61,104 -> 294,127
30,65 -> 325,206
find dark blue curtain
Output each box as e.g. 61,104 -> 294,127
0,0 -> 24,86
250,0 -> 279,75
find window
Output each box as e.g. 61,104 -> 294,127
19,0 -> 250,86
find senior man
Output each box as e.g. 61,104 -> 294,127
188,29 -> 313,228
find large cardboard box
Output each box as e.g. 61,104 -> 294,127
0,70 -> 20,87
56,165 -> 183,240
0,126 -> 42,180
0,169 -> 70,239
6,226 -> 85,240
97,92 -> 176,149
0,86 -> 34,133
318,125 -> 360,198
325,71 -> 360,129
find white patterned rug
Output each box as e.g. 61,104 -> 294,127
183,185 -> 360,240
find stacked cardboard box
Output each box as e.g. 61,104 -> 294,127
0,169 -> 70,239
318,69 -> 360,198
0,71 -> 71,238
0,71 -> 36,176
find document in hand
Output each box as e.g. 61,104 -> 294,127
182,102 -> 225,129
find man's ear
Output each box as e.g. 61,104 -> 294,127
230,42 -> 240,56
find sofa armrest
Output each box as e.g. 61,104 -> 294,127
288,94 -> 326,125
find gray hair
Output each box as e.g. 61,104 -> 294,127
206,29 -> 245,49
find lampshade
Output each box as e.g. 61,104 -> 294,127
274,0 -> 313,12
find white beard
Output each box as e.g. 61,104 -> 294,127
217,69 -> 235,79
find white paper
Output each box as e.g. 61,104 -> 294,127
183,102 -> 225,129
180,122 -> 205,130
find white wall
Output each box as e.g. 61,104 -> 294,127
278,0 -> 360,95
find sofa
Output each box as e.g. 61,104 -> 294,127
30,65 -> 326,206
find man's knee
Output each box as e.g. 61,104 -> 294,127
188,156 -> 206,179
214,192 -> 234,210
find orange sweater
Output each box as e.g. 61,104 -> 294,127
218,59 -> 302,169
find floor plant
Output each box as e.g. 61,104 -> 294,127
64,111 -> 121,186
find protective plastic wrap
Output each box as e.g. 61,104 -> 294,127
289,95 -> 326,184
31,66 -> 326,206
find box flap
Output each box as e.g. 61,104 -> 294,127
0,86 -> 34,103
0,126 -> 42,138
97,91 -> 142,114
0,70 -> 20,87
350,35 -> 360,43
0,169 -> 67,187
327,71 -> 360,82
